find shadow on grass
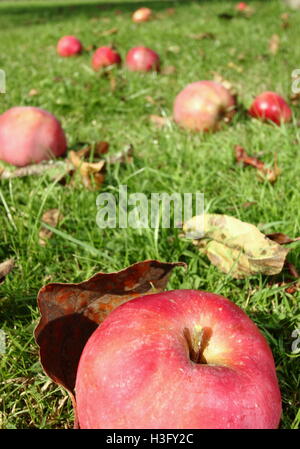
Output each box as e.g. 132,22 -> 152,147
0,0 -> 278,20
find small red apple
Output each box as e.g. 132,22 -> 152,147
249,91 -> 292,125
56,35 -> 83,57
132,7 -> 152,23
0,106 -> 67,166
235,2 -> 248,11
75,289 -> 282,429
125,46 -> 160,72
91,46 -> 122,71
173,80 -> 236,132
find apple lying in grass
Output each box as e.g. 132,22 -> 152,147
57,35 -> 83,57
75,289 -> 282,429
125,46 -> 160,72
92,46 -> 122,71
132,7 -> 152,23
173,81 -> 236,132
0,106 -> 67,166
235,2 -> 248,11
249,91 -> 292,125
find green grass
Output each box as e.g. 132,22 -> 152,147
0,0 -> 299,429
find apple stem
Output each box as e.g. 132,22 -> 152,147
183,327 -> 207,364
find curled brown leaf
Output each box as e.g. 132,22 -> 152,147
34,259 -> 186,427
39,209 -> 63,246
235,145 -> 281,183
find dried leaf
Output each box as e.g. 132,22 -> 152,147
266,233 -> 300,245
34,260 -> 186,426
160,65 -> 176,75
0,258 -> 14,283
235,145 -> 281,183
188,32 -> 215,40
39,209 -> 63,246
285,261 -> 300,278
281,12 -> 290,28
269,34 -> 280,55
28,88 -> 39,97
212,72 -> 238,98
99,27 -> 118,36
149,115 -> 171,128
182,214 -> 289,279
69,150 -> 106,191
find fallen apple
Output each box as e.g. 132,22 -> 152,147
0,106 -> 67,166
92,46 -> 122,71
132,7 -> 152,23
75,289 -> 282,429
235,2 -> 248,11
249,91 -> 292,125
56,35 -> 83,57
125,46 -> 160,72
173,81 -> 236,132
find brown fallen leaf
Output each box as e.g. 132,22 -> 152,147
266,233 -> 300,245
285,261 -> 300,278
281,12 -> 290,28
34,260 -> 186,428
28,88 -> 39,97
290,92 -> 300,105
212,72 -> 238,99
269,34 -> 280,55
165,7 -> 176,16
149,115 -> 171,128
182,214 -> 289,279
39,209 -> 63,246
160,65 -> 176,75
0,258 -> 14,283
235,145 -> 281,183
69,150 -> 106,191
189,32 -> 215,40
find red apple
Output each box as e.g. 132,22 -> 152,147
235,2 -> 248,11
75,289 -> 282,429
92,46 -> 122,71
57,35 -> 83,57
249,91 -> 292,125
132,7 -> 152,23
125,46 -> 160,72
0,106 -> 67,166
173,81 -> 236,132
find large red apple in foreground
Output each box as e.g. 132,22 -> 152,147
75,289 -> 282,429
0,106 -> 67,166
57,35 -> 83,57
249,91 -> 292,125
92,46 -> 122,71
126,46 -> 160,72
173,81 -> 236,132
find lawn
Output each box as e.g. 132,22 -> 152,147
0,0 -> 299,429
